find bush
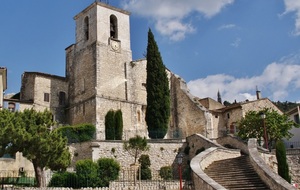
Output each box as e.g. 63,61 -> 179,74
75,159 -> 99,187
138,154 -> 151,169
184,145 -> 190,155
48,172 -> 78,188
159,166 -> 173,180
97,158 -> 120,187
138,154 -> 152,180
58,124 -> 95,143
138,167 -> 152,180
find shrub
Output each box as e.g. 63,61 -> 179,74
75,159 -> 99,187
48,172 -> 78,188
138,154 -> 151,169
159,166 -> 173,180
138,154 -> 152,180
184,145 -> 190,155
58,123 -> 95,143
97,158 -> 120,187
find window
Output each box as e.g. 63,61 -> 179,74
59,91 -> 66,105
44,93 -> 50,102
110,15 -> 118,39
137,111 -> 141,122
84,16 -> 89,40
227,113 -> 230,119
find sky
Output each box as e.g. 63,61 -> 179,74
1,0 -> 300,103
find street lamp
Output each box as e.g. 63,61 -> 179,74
176,152 -> 183,190
260,113 -> 268,150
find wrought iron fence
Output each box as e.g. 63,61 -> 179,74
0,169 -> 193,190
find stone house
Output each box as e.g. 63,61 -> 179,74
284,106 -> 300,148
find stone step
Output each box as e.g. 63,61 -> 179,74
204,155 -> 270,190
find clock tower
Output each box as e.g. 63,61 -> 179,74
66,2 -> 147,140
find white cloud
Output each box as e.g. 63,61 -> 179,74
218,24 -> 236,30
283,0 -> 300,36
122,0 -> 234,41
187,52 -> 300,102
230,37 -> 241,47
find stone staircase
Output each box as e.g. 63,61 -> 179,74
204,155 -> 270,190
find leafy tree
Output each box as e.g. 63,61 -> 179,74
123,135 -> 149,164
276,140 -> 291,183
237,108 -> 297,147
0,109 -> 71,187
115,110 -> 123,140
145,28 -> 170,139
97,158 -> 120,186
105,110 -> 115,140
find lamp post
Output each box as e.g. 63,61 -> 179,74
260,113 -> 268,150
176,152 -> 183,190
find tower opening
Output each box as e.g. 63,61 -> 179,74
84,16 -> 89,40
110,15 -> 118,39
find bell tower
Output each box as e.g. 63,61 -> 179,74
66,2 -> 138,140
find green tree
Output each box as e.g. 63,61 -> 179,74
115,110 -> 123,140
0,109 -> 71,187
123,135 -> 149,163
276,140 -> 291,183
97,158 -> 120,186
105,110 -> 115,140
145,28 -> 170,139
237,108 -> 297,147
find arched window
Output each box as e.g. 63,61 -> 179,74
84,16 -> 89,40
110,15 -> 118,39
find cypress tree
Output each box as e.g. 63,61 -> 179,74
115,109 -> 123,140
276,140 -> 291,183
105,110 -> 115,140
145,28 -> 170,139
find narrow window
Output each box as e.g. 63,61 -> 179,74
110,15 -> 118,39
59,91 -> 66,105
227,113 -> 230,119
44,93 -> 50,102
84,16 -> 89,40
137,111 -> 141,122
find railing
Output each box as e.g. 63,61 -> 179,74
0,169 -> 193,190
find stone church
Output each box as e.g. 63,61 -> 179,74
17,2 -> 212,140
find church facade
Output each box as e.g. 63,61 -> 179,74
17,2 -> 211,140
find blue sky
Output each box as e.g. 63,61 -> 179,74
1,0 -> 300,103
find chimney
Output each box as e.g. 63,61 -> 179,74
256,86 -> 261,99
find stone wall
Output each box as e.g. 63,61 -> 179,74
69,140 -> 185,171
287,149 -> 300,187
169,74 -> 208,139
0,152 -> 34,176
248,138 -> 296,190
